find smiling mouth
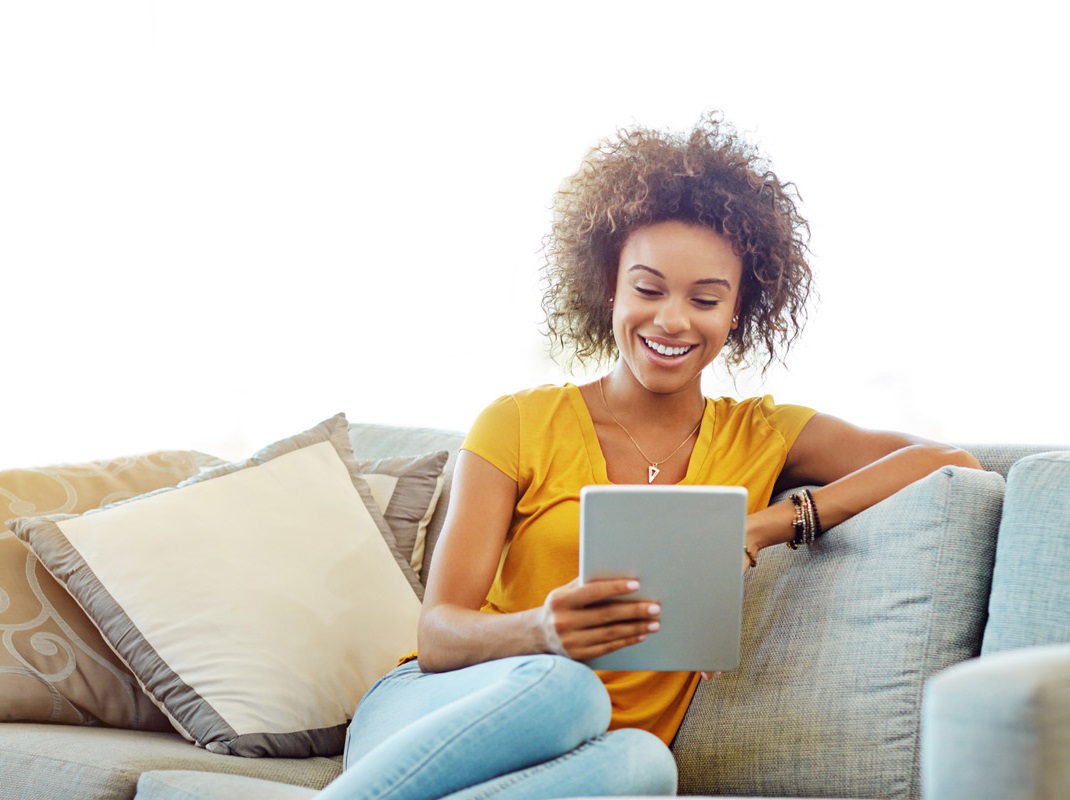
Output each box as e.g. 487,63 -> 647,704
643,338 -> 695,357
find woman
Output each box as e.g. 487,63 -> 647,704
318,114 -> 980,800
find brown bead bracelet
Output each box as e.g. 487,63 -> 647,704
787,488 -> 823,549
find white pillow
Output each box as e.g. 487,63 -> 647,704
9,414 -> 420,758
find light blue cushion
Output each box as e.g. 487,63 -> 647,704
982,451 -> 1070,654
137,771 -> 319,800
674,466 -> 1005,799
922,644 -> 1070,800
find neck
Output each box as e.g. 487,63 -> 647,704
601,365 -> 705,430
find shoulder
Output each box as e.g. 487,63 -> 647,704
710,395 -> 817,444
463,385 -> 576,462
471,384 -> 575,425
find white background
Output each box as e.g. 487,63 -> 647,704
2,1 -> 1067,468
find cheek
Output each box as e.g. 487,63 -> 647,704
610,301 -> 640,332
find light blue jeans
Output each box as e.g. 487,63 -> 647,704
315,654 -> 678,800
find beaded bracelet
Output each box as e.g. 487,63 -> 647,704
787,488 -> 823,549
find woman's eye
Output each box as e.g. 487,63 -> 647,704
693,298 -> 721,308
634,286 -> 660,297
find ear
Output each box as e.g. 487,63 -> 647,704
731,295 -> 743,329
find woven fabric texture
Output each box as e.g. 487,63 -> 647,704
959,442 -> 1067,478
673,466 -> 1005,800
0,724 -> 340,800
983,451 -> 1070,654
137,770 -> 320,800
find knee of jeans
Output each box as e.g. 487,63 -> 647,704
512,655 -> 612,738
605,728 -> 678,795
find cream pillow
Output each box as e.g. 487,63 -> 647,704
10,414 -> 421,757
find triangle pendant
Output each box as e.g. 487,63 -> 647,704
647,465 -> 660,483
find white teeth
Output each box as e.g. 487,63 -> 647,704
644,338 -> 693,357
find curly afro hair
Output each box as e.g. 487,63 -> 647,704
541,112 -> 813,374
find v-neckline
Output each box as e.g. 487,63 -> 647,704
564,383 -> 714,486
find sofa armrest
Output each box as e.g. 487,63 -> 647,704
921,644 -> 1070,800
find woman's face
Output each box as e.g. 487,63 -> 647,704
611,220 -> 743,396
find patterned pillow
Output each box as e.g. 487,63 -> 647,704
0,450 -> 222,728
10,414 -> 421,757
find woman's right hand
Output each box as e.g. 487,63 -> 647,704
539,577 -> 661,662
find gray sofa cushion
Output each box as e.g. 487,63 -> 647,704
0,724 -> 340,800
137,770 -> 319,800
959,442 -> 1068,479
673,465 -> 1005,800
982,451 -> 1070,654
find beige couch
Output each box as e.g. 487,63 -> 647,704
1,419 -> 1068,800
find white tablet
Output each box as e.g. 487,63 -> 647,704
578,484 -> 747,672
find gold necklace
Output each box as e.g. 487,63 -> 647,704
598,376 -> 703,483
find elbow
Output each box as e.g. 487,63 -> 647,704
414,639 -> 448,674
949,446 -> 983,471
414,608 -> 455,674
917,442 -> 983,472
415,616 -> 439,673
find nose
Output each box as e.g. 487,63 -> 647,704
653,297 -> 691,334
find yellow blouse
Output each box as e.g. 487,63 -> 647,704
462,383 -> 816,744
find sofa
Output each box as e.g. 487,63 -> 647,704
1,414 -> 1067,800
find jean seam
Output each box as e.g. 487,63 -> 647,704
376,657 -> 570,800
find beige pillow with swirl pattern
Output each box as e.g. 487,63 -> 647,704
0,450 -> 222,728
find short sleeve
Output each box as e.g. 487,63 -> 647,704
461,395 -> 521,482
755,395 -> 817,452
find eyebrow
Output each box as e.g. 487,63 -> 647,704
627,264 -> 733,290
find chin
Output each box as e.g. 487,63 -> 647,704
631,367 -> 704,396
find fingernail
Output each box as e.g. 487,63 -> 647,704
626,580 -> 640,591
647,604 -> 661,615
647,622 -> 660,632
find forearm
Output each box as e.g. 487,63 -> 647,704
416,604 -> 545,673
748,443 -> 981,552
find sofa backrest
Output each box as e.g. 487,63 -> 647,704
958,442 -> 1070,479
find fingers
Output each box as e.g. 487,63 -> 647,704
559,617 -> 659,662
549,577 -> 644,609
540,578 -> 662,661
